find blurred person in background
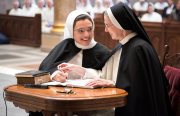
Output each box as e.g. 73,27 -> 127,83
169,0 -> 180,22
36,0 -> 46,33
31,0 -> 38,10
162,0 -> 176,18
106,0 -> 114,8
9,0 -> 22,16
155,0 -> 168,10
141,2 -> 162,22
21,0 -> 36,17
42,0 -> 54,33
82,0 -> 94,19
133,0 -> 148,11
93,0 -> 105,13
36,0 -> 45,20
116,0 -> 131,8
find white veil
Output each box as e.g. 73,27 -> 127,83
63,10 -> 96,49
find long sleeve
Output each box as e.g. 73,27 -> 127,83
83,33 -> 137,82
83,48 -> 122,82
51,50 -> 83,80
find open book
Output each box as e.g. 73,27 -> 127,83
42,79 -> 97,89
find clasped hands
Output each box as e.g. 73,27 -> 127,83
52,63 -> 115,88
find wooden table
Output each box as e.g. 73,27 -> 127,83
4,85 -> 128,116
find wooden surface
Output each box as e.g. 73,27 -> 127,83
4,85 -> 128,116
0,14 -> 41,47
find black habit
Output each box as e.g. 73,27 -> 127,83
39,38 -> 110,74
94,2 -> 172,116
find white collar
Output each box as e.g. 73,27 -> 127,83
120,32 -> 137,45
75,39 -> 97,50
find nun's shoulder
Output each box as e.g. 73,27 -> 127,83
126,36 -> 153,51
54,38 -> 74,47
94,42 -> 110,52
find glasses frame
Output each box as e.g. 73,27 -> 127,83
74,27 -> 93,35
104,23 -> 113,29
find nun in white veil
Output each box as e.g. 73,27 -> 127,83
39,10 -> 110,82
93,0 -> 105,13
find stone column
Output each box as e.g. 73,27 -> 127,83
51,0 -> 76,33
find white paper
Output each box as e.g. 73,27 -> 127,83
42,79 -> 94,88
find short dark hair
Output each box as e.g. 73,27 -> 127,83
73,14 -> 93,29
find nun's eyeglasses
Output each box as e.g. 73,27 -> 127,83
74,27 -> 93,35
105,23 -> 113,29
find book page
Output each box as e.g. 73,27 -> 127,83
42,79 -> 94,88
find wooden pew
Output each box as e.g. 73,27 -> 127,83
163,19 -> 180,56
94,13 -> 104,20
0,14 -> 41,47
94,15 -> 180,64
155,9 -> 163,15
141,21 -> 164,63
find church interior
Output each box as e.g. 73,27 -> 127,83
0,0 -> 180,116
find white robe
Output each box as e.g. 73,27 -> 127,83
133,1 -> 148,11
22,4 -> 38,11
141,12 -> 162,22
166,4 -> 175,14
35,7 -> 46,21
154,2 -> 168,10
9,8 -> 23,16
35,7 -> 46,32
21,7 -> 36,17
42,7 -> 54,33
82,32 -> 137,116
83,0 -> 94,19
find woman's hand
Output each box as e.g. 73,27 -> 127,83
57,63 -> 86,77
85,78 -> 115,88
52,71 -> 68,83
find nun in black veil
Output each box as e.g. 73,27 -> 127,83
59,2 -> 172,116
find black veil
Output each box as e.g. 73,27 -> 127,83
108,2 -> 152,45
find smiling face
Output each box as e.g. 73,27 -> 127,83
104,15 -> 124,41
73,19 -> 93,46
